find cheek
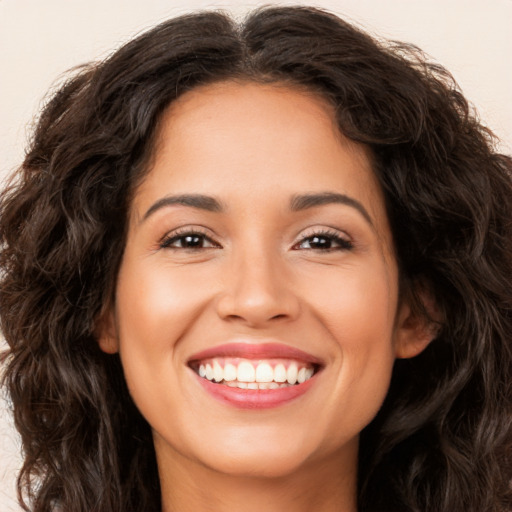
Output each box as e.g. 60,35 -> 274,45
305,261 -> 397,422
113,258 -> 217,409
112,257 -> 217,428
305,257 -> 396,346
116,258 -> 213,349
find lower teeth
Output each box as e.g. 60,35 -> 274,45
212,379 -> 293,389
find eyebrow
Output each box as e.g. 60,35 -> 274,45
142,194 -> 224,221
290,192 -> 373,226
141,191 -> 373,226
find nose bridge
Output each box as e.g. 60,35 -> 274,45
216,239 -> 299,325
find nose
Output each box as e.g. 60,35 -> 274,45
215,248 -> 301,327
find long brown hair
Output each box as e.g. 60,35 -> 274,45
1,6 -> 511,511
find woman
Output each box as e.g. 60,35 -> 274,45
1,6 -> 511,512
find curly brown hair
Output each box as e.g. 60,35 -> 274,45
1,6 -> 511,512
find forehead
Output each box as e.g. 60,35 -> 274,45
135,81 -> 389,238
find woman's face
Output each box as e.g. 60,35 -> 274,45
99,82 -> 427,480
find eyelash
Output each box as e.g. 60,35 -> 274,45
159,227 -> 218,250
292,229 -> 353,251
159,227 -> 353,252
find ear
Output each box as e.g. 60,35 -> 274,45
394,289 -> 441,359
95,308 -> 119,354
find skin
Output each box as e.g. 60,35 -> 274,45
99,81 -> 432,512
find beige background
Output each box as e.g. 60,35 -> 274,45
1,0 -> 511,509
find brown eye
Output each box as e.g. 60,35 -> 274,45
294,231 -> 353,251
161,232 -> 219,250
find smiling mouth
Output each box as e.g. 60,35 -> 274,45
190,357 -> 319,389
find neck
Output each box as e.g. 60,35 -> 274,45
156,441 -> 358,512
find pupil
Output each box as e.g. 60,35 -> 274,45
185,235 -> 202,247
311,236 -> 330,248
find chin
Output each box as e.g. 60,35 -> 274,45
184,425 -> 338,480
201,449 -> 310,479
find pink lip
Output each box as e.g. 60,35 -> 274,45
194,374 -> 317,409
187,342 -> 323,365
188,342 -> 323,409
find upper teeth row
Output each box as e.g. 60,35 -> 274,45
198,360 -> 314,385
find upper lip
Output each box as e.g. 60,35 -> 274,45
187,342 -> 324,366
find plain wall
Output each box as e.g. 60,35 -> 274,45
1,0 -> 511,509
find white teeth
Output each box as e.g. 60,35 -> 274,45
213,360 -> 223,382
287,363 -> 298,384
196,358 -> 316,387
255,362 -> 274,382
223,363 -> 237,381
223,381 -> 288,390
274,364 -> 287,382
205,364 -> 214,381
237,361 -> 256,382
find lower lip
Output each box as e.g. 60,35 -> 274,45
194,373 -> 317,409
